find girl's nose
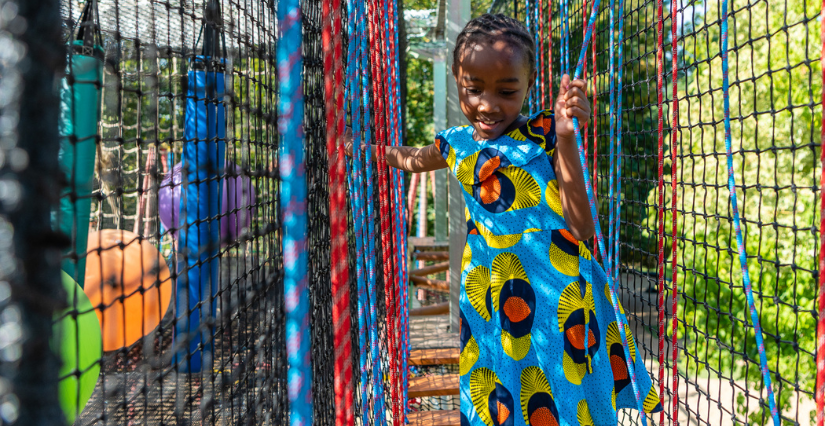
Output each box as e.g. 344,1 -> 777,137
477,97 -> 498,114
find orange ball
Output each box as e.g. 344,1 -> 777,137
84,229 -> 172,352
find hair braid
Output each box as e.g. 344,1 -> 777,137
453,13 -> 536,75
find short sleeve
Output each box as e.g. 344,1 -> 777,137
434,133 -> 457,170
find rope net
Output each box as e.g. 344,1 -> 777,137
30,0 -> 406,423
492,0 -> 821,423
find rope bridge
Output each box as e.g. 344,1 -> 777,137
6,0 -> 407,424
0,0 -> 823,424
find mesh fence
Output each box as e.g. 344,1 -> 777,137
491,0 -> 821,424
51,0 -> 290,424
4,0 -> 410,422
0,0 -> 385,423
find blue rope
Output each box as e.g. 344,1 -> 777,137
606,0 -> 618,284
604,0 -> 621,292
611,0 -> 624,292
277,0 -> 311,421
359,0 -> 386,421
565,0 -> 648,421
344,0 -> 372,421
719,0 -> 780,422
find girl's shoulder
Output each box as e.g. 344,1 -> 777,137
434,110 -> 556,183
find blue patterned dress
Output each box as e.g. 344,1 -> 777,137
436,111 -> 662,426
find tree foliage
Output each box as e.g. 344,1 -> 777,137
643,0 -> 820,422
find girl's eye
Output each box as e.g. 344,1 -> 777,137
466,88 -> 481,94
500,90 -> 516,96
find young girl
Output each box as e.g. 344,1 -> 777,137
348,13 -> 661,426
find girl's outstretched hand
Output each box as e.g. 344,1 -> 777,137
554,74 -> 591,139
343,127 -> 354,157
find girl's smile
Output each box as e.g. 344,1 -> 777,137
453,39 -> 536,141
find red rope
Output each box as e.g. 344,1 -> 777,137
590,3 -> 598,258
581,0 -> 589,156
816,0 -> 825,419
367,0 -> 401,417
655,0 -> 667,419
379,0 -> 401,417
385,0 -> 405,416
547,0 -> 553,105
539,0 -> 545,109
669,0 -> 680,421
322,0 -> 353,421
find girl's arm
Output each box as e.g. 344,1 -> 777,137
342,130 -> 448,172
553,74 -> 595,242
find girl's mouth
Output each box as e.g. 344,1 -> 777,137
477,120 -> 502,132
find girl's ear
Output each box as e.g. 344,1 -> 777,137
529,69 -> 538,90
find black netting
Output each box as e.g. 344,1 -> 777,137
50,0 -> 291,423
494,0 -> 820,423
5,0 -> 354,423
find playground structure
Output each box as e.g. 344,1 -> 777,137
0,0 -> 821,425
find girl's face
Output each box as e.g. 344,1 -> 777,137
453,39 -> 536,141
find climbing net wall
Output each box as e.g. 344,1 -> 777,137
491,0 -> 821,424
0,0 -> 407,423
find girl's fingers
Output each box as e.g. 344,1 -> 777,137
564,86 -> 587,101
567,78 -> 588,95
565,106 -> 590,124
564,95 -> 590,112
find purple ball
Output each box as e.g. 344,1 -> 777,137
157,162 -> 256,244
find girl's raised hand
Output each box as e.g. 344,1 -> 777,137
554,74 -> 591,139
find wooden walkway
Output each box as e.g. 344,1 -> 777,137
408,315 -> 459,426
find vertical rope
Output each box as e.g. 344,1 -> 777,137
382,0 -> 407,417
654,0 -> 666,420
547,0 -> 553,104
373,0 -> 400,418
539,0 -> 545,109
361,0 -> 383,417
560,0 -> 569,75
669,0 -> 681,421
277,0 -> 310,422
533,0 -> 540,111
526,0 -> 534,110
817,0 -> 825,418
366,0 -> 391,419
590,12 -> 598,258
566,0 -> 648,419
345,0 -> 372,420
322,0 -> 353,422
612,0 -> 625,301
387,0 -> 410,413
606,0 -> 619,294
718,0 -> 780,422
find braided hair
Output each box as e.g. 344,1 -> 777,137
453,14 -> 536,75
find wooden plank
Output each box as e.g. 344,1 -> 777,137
408,374 -> 460,397
411,332 -> 459,349
410,302 -> 449,316
408,410 -> 461,426
408,236 -> 436,247
413,251 -> 450,261
409,348 -> 459,365
410,261 -> 450,276
410,275 -> 449,292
